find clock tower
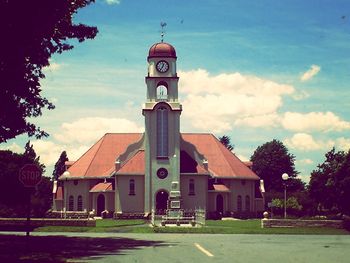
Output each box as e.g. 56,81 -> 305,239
143,42 -> 182,213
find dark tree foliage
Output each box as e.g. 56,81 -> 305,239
250,139 -> 303,192
0,0 -> 98,143
0,142 -> 51,217
309,148 -> 350,215
53,151 -> 68,180
219,135 -> 234,151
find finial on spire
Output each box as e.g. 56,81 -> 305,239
160,22 -> 167,42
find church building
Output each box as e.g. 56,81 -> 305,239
52,42 -> 265,219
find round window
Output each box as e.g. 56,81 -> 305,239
157,168 -> 168,179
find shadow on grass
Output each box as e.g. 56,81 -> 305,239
0,234 -> 168,262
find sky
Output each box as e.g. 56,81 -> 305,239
2,0 -> 350,182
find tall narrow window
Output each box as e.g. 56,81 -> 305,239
237,195 -> 242,212
245,195 -> 250,212
156,85 -> 168,100
68,195 -> 74,211
129,179 -> 135,195
157,106 -> 168,157
189,179 -> 195,195
77,195 -> 83,211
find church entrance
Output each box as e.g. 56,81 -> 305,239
97,194 -> 105,216
156,190 -> 169,214
216,194 -> 224,215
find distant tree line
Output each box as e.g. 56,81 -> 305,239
220,135 -> 350,218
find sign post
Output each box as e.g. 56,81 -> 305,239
19,164 -> 42,236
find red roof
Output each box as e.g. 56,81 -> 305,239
63,133 -> 142,178
212,184 -> 230,192
182,134 -> 259,179
148,42 -> 176,58
117,150 -> 145,174
90,182 -> 113,192
62,133 -> 259,180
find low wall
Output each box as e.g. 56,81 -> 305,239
0,218 -> 96,227
261,218 -> 343,229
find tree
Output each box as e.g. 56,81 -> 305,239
0,0 -> 98,143
53,151 -> 68,181
250,139 -> 303,192
309,148 -> 350,215
0,142 -> 51,217
219,135 -> 234,151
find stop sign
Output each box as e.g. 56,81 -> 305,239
19,164 -> 42,187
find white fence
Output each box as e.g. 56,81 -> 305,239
151,208 -> 206,227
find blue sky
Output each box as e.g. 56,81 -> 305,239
2,0 -> 350,182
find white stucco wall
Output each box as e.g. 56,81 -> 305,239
91,192 -> 115,214
180,175 -> 207,210
116,175 -> 144,213
63,179 -> 99,212
227,179 -> 256,212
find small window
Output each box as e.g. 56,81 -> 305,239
189,179 -> 195,195
68,195 -> 74,211
129,179 -> 135,195
241,180 -> 246,185
237,195 -> 242,212
245,195 -> 250,212
77,195 -> 83,211
74,180 -> 78,185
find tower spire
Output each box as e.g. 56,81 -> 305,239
160,22 -> 167,43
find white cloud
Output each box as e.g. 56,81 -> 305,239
54,117 -> 143,144
43,60 -> 63,72
179,69 -> 294,132
335,137 -> 350,151
284,133 -> 334,151
31,140 -> 90,169
237,154 -> 249,162
297,158 -> 314,165
281,111 -> 350,132
300,64 -> 321,81
32,140 -> 65,167
105,0 -> 120,5
0,142 -> 23,153
292,90 -> 310,100
234,114 -> 280,128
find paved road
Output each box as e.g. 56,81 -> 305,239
2,232 -> 350,263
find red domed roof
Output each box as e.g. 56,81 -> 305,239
148,42 -> 176,58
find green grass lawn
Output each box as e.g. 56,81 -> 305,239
35,219 -> 147,233
151,220 -> 349,235
34,219 -> 349,235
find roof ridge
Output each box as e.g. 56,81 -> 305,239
212,134 -> 237,174
119,149 -> 143,170
67,134 -> 106,176
85,134 -> 107,176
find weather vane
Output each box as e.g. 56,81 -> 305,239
160,22 -> 167,42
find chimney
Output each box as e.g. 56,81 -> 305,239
115,159 -> 121,171
203,159 -> 208,170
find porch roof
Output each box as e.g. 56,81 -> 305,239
211,184 -> 230,192
90,182 -> 113,193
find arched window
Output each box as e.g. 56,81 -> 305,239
189,179 -> 195,195
245,195 -> 250,212
237,195 -> 242,212
157,106 -> 168,157
77,195 -> 83,211
156,85 -> 168,100
129,179 -> 135,195
68,195 -> 74,211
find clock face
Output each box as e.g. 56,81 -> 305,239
156,60 -> 169,73
157,168 -> 168,179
